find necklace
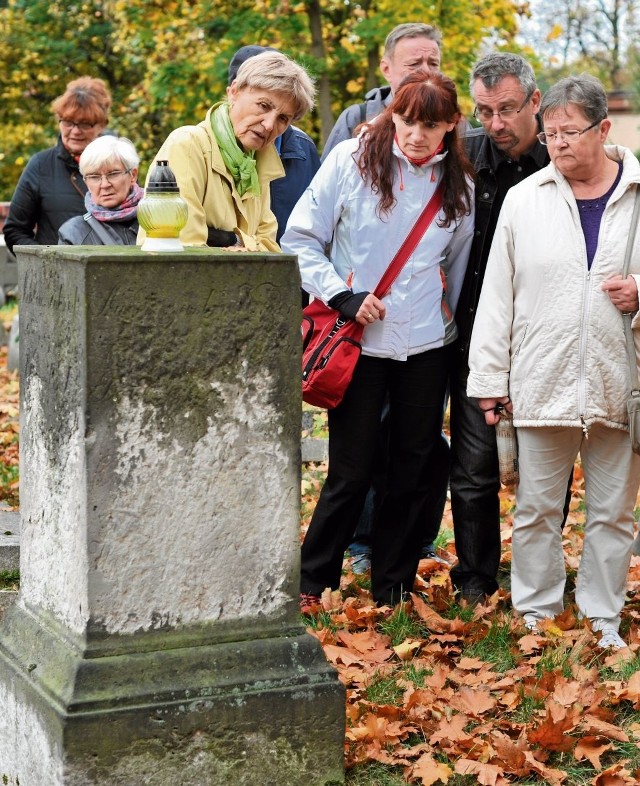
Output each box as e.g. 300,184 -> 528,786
576,195 -> 604,211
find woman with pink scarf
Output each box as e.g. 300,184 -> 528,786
58,136 -> 143,245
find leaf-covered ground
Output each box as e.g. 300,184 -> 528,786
301,416 -> 640,786
0,305 -> 19,509
4,350 -> 640,784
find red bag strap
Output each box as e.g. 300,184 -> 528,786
373,179 -> 445,300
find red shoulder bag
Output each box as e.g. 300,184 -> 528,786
301,181 -> 444,409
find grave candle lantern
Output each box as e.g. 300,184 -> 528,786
138,160 -> 188,252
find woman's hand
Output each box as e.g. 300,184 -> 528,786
602,275 -> 639,313
478,396 -> 512,426
355,294 -> 386,326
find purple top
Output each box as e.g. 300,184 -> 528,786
575,161 -> 623,269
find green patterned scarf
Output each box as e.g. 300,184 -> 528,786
210,102 -> 260,197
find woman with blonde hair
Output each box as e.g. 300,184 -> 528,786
142,50 -> 315,251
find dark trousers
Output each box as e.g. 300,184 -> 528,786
449,358 -> 502,595
301,347 -> 450,606
448,355 -> 574,596
349,415 -> 449,553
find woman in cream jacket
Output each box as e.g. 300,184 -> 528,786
468,74 -> 640,648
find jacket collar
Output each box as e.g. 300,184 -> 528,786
279,126 -> 307,160
392,138 -> 448,170
364,85 -> 393,105
55,135 -> 81,170
203,105 -> 285,186
464,118 -> 548,174
538,144 -> 640,193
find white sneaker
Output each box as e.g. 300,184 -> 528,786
597,628 -> 627,650
523,614 -> 540,630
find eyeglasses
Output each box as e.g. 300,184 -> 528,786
83,170 -> 131,185
473,93 -> 532,123
59,119 -> 96,131
536,120 -> 601,145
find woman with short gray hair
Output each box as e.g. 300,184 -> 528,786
140,50 -> 316,250
58,136 -> 143,246
468,73 -> 640,649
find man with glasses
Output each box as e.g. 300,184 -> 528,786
449,53 -> 548,605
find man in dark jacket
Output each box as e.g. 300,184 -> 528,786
228,45 -> 320,245
321,22 -> 442,160
450,53 -> 549,604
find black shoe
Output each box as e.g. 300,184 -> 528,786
460,590 -> 488,607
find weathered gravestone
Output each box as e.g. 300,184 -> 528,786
0,246 -> 344,786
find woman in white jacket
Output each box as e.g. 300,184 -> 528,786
468,74 -> 640,648
283,71 -> 474,609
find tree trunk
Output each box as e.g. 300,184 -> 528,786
306,0 -> 334,148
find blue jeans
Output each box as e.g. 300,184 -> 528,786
301,348 -> 450,606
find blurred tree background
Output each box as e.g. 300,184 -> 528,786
0,0 -> 638,199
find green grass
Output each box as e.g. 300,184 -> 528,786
0,461 -> 19,508
547,756 -> 599,785
536,643 -> 578,679
0,569 -> 19,590
300,609 -> 338,632
442,598 -> 476,622
378,604 -> 427,646
463,619 -> 518,672
364,670 -> 405,706
511,686 -> 546,723
433,527 -> 453,550
345,762 -> 407,785
607,737 -> 640,773
600,654 -> 640,682
401,663 -> 432,687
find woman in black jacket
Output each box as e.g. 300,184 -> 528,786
3,76 -> 111,254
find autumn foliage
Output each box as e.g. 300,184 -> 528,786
0,0 -> 529,197
0,331 -> 19,508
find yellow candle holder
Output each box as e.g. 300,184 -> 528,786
138,160 -> 188,252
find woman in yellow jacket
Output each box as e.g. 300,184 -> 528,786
141,51 -> 315,251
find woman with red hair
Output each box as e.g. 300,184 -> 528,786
4,76 -> 112,253
283,71 -> 475,609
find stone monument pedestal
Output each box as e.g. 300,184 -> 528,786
0,247 -> 344,786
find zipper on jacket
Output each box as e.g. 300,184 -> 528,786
578,268 -> 591,426
581,416 -> 589,439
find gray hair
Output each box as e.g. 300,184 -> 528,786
234,51 -> 316,121
470,52 -> 537,99
540,73 -> 608,124
79,136 -> 139,175
383,23 -> 442,58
